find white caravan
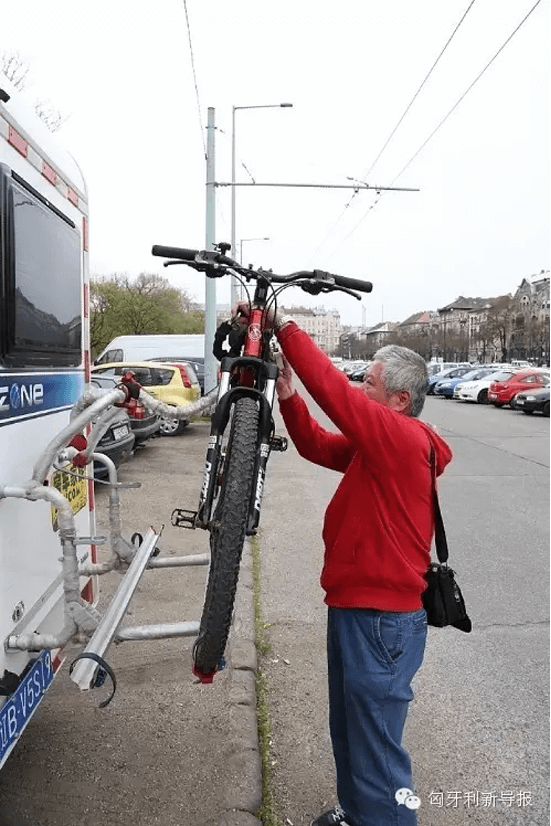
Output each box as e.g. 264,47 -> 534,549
0,72 -> 97,766
0,75 -> 210,770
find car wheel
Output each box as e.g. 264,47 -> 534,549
159,411 -> 186,436
543,402 -> 550,418
477,389 -> 489,404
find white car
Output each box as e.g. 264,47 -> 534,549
454,370 -> 511,404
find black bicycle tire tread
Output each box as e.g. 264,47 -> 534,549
193,396 -> 260,674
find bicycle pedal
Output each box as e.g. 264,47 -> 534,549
270,435 -> 288,452
171,508 -> 198,529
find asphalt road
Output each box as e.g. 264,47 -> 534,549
258,387 -> 549,826
0,387 -> 547,826
0,422 -> 259,826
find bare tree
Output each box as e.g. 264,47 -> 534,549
1,51 -> 68,132
1,50 -> 29,90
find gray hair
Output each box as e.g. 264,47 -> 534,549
372,345 -> 429,417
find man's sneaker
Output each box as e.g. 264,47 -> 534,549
310,805 -> 352,826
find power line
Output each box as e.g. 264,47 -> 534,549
361,0 -> 478,183
182,0 -> 207,159
313,0 -> 479,255
390,0 -> 544,184
330,0 -> 544,255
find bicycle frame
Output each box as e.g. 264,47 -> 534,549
196,277 -> 280,535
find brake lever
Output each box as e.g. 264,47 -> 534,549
162,259 -> 229,278
336,286 -> 362,301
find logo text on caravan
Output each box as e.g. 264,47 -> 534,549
0,383 -> 44,413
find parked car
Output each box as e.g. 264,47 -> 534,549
92,361 -> 201,436
427,361 -> 471,378
427,366 -> 473,395
148,356 -> 205,394
433,367 -> 497,398
487,369 -> 550,408
453,370 -> 509,404
513,386 -> 550,417
92,405 -> 135,479
349,363 -> 371,381
343,360 -> 370,377
90,375 -> 160,445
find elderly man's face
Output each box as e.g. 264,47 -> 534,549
362,362 -> 411,414
362,361 -> 391,406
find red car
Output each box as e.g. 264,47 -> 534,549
487,369 -> 550,407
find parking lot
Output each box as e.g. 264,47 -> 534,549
259,388 -> 549,826
0,382 -> 548,826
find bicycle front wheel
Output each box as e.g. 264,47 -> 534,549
193,395 -> 260,681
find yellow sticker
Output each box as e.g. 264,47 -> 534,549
51,466 -> 88,530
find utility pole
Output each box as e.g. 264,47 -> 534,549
204,107 -> 217,394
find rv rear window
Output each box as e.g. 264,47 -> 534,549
0,171 -> 82,367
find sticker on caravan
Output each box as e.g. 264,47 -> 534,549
0,373 -> 83,425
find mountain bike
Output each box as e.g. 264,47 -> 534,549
151,242 -> 373,682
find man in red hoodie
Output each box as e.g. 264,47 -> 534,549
270,315 -> 453,826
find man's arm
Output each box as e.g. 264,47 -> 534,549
276,322 -> 410,468
279,391 -> 355,473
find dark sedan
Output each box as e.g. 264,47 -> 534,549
91,375 -> 160,445
513,386 -> 550,417
93,406 -> 135,479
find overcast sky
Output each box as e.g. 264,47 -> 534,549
3,0 -> 549,326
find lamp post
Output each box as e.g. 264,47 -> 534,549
239,236 -> 270,264
231,102 -> 293,306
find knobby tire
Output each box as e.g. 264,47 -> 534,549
193,396 -> 260,677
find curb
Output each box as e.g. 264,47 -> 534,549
217,538 -> 263,826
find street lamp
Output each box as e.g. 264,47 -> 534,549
231,102 -> 293,305
239,236 -> 270,264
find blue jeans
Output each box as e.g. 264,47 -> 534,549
327,607 -> 427,826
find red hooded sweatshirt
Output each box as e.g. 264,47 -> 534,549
277,323 -> 453,612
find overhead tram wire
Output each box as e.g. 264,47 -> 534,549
329,0 -> 545,257
310,0 -> 479,259
360,0 -> 478,184
183,0 -> 207,160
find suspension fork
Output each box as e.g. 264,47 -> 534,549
197,357 -> 278,531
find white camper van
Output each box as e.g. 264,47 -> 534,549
1,76 -> 205,770
95,334 -> 207,392
0,73 -> 96,766
95,334 -> 205,365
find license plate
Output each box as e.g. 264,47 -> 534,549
51,465 -> 87,529
516,399 -> 524,405
0,650 -> 54,767
112,424 -> 129,440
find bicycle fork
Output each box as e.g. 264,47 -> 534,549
171,357 -> 287,534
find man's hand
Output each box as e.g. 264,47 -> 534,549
231,300 -> 276,329
276,352 -> 295,400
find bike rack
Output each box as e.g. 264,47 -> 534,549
3,450 -> 209,697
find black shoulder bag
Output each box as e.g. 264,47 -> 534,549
422,449 -> 472,632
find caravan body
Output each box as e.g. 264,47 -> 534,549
0,73 -> 95,767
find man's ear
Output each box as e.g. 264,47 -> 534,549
390,389 -> 412,414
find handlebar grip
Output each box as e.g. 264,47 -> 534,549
151,245 -> 198,261
330,273 -> 373,293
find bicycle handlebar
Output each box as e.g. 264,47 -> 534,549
151,245 -> 373,294
152,245 -> 198,261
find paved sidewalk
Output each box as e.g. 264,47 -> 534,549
0,422 -> 262,826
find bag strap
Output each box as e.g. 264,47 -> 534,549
430,447 -> 449,564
